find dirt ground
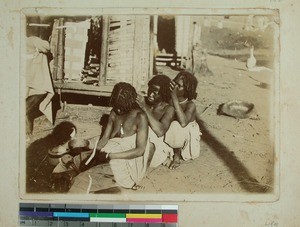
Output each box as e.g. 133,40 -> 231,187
25,26 -> 275,196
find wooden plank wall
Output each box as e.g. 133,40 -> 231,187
132,16 -> 151,91
50,19 -> 60,81
49,18 -> 65,82
64,20 -> 90,80
105,16 -> 135,85
51,16 -> 152,95
99,16 -> 108,85
105,15 -> 151,89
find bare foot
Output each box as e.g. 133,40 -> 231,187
131,184 -> 144,190
162,157 -> 172,167
169,154 -> 181,170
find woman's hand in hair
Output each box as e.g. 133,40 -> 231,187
170,81 -> 179,99
136,94 -> 147,111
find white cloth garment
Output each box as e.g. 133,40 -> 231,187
101,134 -> 150,189
164,120 -> 202,160
148,127 -> 173,168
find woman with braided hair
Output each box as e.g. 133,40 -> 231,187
109,82 -> 138,115
94,82 -> 149,190
164,71 -> 202,169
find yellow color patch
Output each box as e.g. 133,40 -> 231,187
126,214 -> 162,219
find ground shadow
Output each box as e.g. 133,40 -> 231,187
26,121 -> 77,193
196,115 -> 271,193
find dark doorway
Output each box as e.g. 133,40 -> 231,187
157,16 -> 176,54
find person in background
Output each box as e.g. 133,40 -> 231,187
136,74 -> 175,168
164,71 -> 202,169
26,25 -> 54,136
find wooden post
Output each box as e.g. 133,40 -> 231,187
149,15 -> 156,77
192,17 -> 202,46
191,18 -> 201,73
133,16 -> 141,90
153,15 -> 158,52
99,16 -> 109,85
175,16 -> 183,68
57,18 -> 65,82
51,19 -> 59,81
57,88 -> 63,109
175,16 -> 190,69
186,19 -> 195,71
193,17 -> 213,77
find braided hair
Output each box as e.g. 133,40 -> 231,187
110,82 -> 137,114
148,74 -> 171,102
174,71 -> 198,100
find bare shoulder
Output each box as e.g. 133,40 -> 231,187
129,108 -> 146,118
187,100 -> 196,106
134,109 -> 148,124
109,109 -> 117,120
163,103 -> 175,112
186,100 -> 196,111
162,104 -> 175,119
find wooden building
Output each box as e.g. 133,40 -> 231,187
31,14 -> 247,98
48,15 -> 205,98
49,15 -> 153,97
29,14 -> 269,100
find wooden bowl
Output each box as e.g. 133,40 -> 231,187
68,138 -> 90,156
218,100 -> 254,119
48,146 -> 69,166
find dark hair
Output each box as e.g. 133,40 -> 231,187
110,82 -> 137,113
51,121 -> 77,145
174,71 -> 198,100
148,74 -> 171,102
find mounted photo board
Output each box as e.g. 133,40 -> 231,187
1,0 -> 300,226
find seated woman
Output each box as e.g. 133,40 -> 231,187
164,71 -> 202,170
136,74 -> 175,168
94,82 -> 149,190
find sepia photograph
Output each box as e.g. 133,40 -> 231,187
20,8 -> 279,200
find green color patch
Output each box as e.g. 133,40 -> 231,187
89,213 -> 126,218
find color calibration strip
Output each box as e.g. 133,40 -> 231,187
19,203 -> 178,226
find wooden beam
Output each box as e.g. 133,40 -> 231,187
55,88 -> 112,97
54,81 -> 114,97
99,16 -> 109,86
